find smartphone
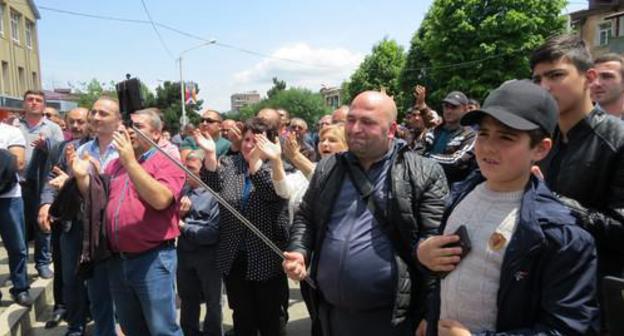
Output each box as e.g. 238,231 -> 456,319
445,225 -> 472,259
439,225 -> 472,278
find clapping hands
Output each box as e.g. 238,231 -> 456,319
255,134 -> 281,162
193,129 -> 216,154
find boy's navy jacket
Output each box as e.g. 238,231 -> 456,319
427,172 -> 599,336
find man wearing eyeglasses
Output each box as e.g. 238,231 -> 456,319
180,109 -> 231,161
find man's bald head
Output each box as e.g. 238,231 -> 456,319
345,91 -> 398,168
67,107 -> 89,119
66,107 -> 89,139
93,96 -> 121,118
332,105 -> 349,124
350,91 -> 397,126
256,108 -> 281,129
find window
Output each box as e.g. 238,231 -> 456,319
18,67 -> 24,93
10,11 -> 20,43
31,71 -> 37,89
598,21 -> 613,46
0,5 -> 4,36
25,21 -> 33,48
1,62 -> 8,94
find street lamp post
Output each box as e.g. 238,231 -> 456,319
178,39 -> 217,126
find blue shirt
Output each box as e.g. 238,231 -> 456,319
178,185 -> 220,251
430,127 -> 451,155
316,146 -> 398,310
77,138 -> 119,172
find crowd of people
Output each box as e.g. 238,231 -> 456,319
0,33 -> 622,336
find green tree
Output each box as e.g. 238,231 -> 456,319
342,38 -> 406,105
240,88 -> 331,128
73,78 -> 156,111
72,79 -> 117,108
267,77 -> 287,98
153,81 -> 203,133
400,0 -> 566,111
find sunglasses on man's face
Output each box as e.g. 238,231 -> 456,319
44,113 -> 53,118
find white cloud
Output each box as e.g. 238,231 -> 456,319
233,43 -> 364,89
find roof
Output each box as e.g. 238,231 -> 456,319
28,0 -> 41,20
43,90 -> 78,101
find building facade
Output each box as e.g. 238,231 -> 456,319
231,91 -> 261,112
0,0 -> 41,108
320,86 -> 341,109
570,0 -> 624,55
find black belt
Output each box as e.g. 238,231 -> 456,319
115,239 -> 175,260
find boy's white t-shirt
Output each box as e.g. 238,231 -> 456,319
0,123 -> 26,198
440,182 -> 523,333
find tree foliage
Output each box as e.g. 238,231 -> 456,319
399,0 -> 567,111
152,81 -> 203,133
240,87 -> 331,128
342,38 -> 406,106
72,79 -> 117,109
267,77 -> 287,98
73,78 -> 156,110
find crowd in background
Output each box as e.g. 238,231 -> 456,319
0,33 -> 622,336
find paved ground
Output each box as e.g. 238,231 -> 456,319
31,279 -> 311,335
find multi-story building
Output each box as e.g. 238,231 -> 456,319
570,0 -> 624,55
320,86 -> 341,109
0,0 -> 41,108
231,91 -> 260,112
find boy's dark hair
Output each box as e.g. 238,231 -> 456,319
243,117 -> 278,142
527,128 -> 549,148
594,53 -> 624,78
530,34 -> 593,72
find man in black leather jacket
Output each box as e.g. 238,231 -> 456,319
531,34 -> 624,330
283,91 -> 448,336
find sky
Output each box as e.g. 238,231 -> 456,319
30,0 -> 588,112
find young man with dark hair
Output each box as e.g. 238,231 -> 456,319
18,89 -> 64,279
531,34 -> 624,332
417,80 -> 599,336
590,53 -> 624,118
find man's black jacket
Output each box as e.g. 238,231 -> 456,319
539,108 -> 624,279
288,142 -> 448,333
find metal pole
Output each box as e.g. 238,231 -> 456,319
131,125 -> 316,289
179,57 -> 187,127
177,39 -> 216,127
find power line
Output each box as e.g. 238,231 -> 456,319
401,49 -> 525,73
34,3 -> 529,75
139,0 -> 175,59
36,4 -> 335,69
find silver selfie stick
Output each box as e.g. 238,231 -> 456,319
132,125 -> 316,289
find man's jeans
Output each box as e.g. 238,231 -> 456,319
177,247 -> 223,336
0,197 -> 29,294
61,223 -> 116,336
108,246 -> 182,336
22,183 -> 51,268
